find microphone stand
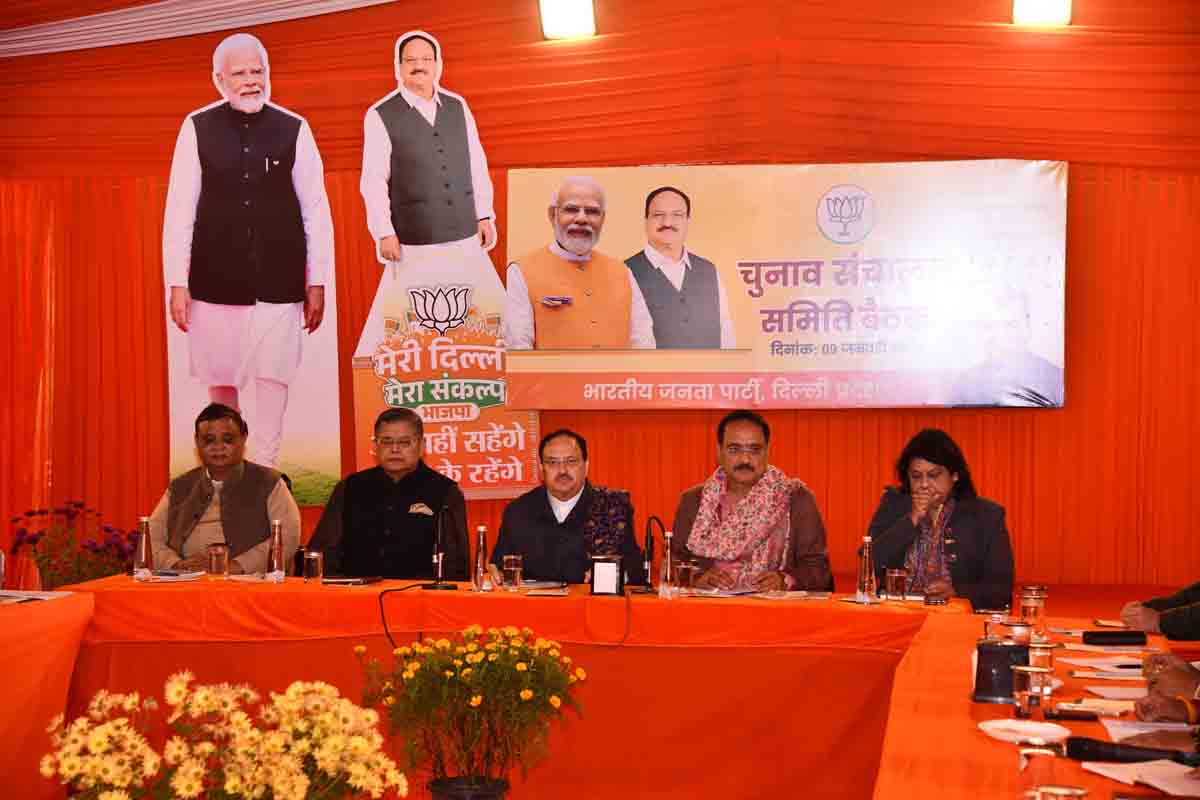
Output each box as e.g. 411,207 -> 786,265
634,515 -> 665,592
421,503 -> 457,591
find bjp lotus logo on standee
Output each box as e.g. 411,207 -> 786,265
816,184 -> 875,244
409,286 -> 473,335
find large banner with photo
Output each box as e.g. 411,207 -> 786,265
350,244 -> 540,500
504,160 -> 1066,409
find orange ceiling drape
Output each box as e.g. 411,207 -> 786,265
1,0 -> 1198,585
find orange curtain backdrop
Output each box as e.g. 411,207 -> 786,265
0,1 -> 1198,583
0,180 -> 55,562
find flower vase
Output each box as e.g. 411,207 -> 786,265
428,777 -> 510,800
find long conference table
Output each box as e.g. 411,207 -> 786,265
6,576 -> 1193,799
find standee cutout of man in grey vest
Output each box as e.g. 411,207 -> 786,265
360,29 -> 496,265
625,186 -> 736,349
163,32 -> 335,468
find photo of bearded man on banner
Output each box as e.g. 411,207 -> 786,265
353,29 -> 538,498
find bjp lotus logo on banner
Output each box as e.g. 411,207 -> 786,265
352,267 -> 540,500
409,286 -> 472,335
817,184 -> 875,244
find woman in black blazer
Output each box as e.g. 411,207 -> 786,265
868,428 -> 1014,611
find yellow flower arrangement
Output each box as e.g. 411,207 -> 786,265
41,674 -> 407,800
357,624 -> 586,793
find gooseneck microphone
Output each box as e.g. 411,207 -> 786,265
644,515 -> 665,587
421,503 -> 457,591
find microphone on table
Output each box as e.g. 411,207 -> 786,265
635,515 -> 665,592
421,503 -> 457,591
1065,737 -> 1200,767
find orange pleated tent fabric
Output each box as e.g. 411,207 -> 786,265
1,0 -> 1198,586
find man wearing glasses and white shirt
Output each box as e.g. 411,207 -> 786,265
625,186 -> 736,349
671,410 -> 833,593
503,176 -> 656,350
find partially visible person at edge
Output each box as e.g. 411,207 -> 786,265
671,410 -> 833,593
148,403 -> 300,574
308,408 -> 468,580
1129,653 -> 1200,750
867,428 -> 1014,610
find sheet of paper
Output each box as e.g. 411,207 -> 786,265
1070,669 -> 1146,681
1059,656 -> 1144,669
1084,760 -> 1200,797
524,588 -> 569,597
1062,642 -> 1159,654
1086,685 -> 1148,700
1101,718 -> 1195,742
0,590 -> 73,603
1081,761 -> 1139,785
752,590 -> 833,600
1079,697 -> 1137,714
1094,618 -> 1129,628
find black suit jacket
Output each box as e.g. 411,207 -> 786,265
867,487 -> 1014,611
491,482 -> 646,585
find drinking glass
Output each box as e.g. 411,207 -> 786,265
885,568 -> 908,601
1020,584 -> 1049,641
502,554 -> 523,591
673,561 -> 699,594
1012,665 -> 1052,719
206,543 -> 230,577
303,550 -> 324,583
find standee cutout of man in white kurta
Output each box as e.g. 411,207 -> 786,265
163,32 -> 334,468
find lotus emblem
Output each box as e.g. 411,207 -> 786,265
816,184 -> 875,244
409,286 -> 472,335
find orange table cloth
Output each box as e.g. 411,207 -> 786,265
873,609 -> 1190,799
0,591 -> 94,800
62,576 -> 951,799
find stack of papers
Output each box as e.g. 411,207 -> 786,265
1082,759 -> 1200,796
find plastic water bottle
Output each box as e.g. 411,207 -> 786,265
658,531 -> 676,600
266,519 -> 285,581
133,516 -> 153,572
472,525 -> 493,592
856,535 -> 877,604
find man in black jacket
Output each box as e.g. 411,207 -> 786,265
1122,583 -> 1200,640
309,408 -> 467,579
491,429 -> 645,585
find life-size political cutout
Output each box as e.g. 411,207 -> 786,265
354,30 -> 539,499
163,32 -> 341,500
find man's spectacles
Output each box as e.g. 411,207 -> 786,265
375,437 -> 419,450
402,56 -> 436,66
555,204 -> 603,219
724,444 -> 765,456
649,211 -> 688,223
543,457 -> 582,468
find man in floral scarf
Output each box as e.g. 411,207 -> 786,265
492,429 -> 646,585
672,410 -> 832,592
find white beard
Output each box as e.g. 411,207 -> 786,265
553,221 -> 599,257
228,93 -> 266,114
